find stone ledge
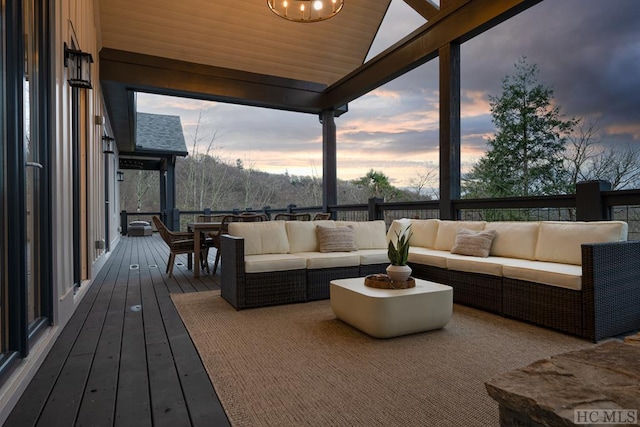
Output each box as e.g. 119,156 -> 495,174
486,340 -> 640,426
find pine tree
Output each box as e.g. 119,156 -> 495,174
465,57 -> 576,198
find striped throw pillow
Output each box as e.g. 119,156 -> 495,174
316,225 -> 358,253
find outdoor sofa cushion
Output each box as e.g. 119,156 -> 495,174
244,254 -> 307,273
408,247 -> 451,269
535,221 -> 628,265
445,254 -> 507,277
286,220 -> 335,252
485,221 -> 540,260
228,221 -> 290,255
433,220 -> 486,251
293,251 -> 361,269
501,259 -> 583,290
355,249 -> 390,266
336,220 -> 388,249
408,219 -> 439,249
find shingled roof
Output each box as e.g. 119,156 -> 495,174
135,112 -> 188,156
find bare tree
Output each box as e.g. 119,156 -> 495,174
564,119 -> 640,190
408,161 -> 439,199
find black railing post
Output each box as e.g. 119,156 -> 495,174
576,180 -> 611,221
120,210 -> 128,235
262,206 -> 271,220
368,197 -> 384,220
170,208 -> 180,231
204,208 -> 211,216
286,203 -> 296,213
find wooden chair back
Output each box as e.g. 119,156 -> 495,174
274,213 -> 311,221
313,212 -> 332,220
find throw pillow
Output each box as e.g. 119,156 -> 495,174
450,228 -> 497,258
316,225 -> 358,253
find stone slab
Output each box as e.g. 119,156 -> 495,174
485,341 -> 640,426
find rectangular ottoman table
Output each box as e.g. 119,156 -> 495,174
330,277 -> 453,338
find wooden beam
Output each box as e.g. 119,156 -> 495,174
321,0 -> 542,109
100,49 -> 327,150
403,0 -> 440,20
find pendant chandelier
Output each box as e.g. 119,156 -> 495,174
267,0 -> 344,23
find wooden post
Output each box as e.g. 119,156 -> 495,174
576,180 -> 611,221
368,197 -> 384,220
439,42 -> 461,220
322,109 -> 338,213
120,210 -> 128,235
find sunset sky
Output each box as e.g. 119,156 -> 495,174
137,0 -> 640,189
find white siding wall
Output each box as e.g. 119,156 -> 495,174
0,0 -> 118,422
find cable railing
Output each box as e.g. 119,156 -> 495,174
120,187 -> 640,241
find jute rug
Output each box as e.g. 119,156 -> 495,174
171,291 -> 594,427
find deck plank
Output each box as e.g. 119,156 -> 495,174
139,239 -> 192,426
4,234 -> 228,427
34,239 -> 133,427
114,239 -> 152,427
74,240 -> 133,426
2,247 -> 119,427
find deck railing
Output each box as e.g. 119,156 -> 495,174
120,182 -> 640,241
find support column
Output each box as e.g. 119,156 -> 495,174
166,156 -> 179,230
159,168 -> 167,223
439,42 -> 461,220
321,109 -> 338,212
576,180 -> 611,221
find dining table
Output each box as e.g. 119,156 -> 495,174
187,221 -> 222,278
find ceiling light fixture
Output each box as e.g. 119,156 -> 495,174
268,0 -> 344,23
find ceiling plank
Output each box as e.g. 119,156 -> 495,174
321,0 -> 543,109
403,0 -> 440,20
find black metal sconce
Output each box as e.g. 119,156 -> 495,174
102,136 -> 115,154
117,171 -> 124,182
64,42 -> 93,89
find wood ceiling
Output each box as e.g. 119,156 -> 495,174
97,0 -> 541,152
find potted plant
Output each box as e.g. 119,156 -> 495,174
387,226 -> 412,283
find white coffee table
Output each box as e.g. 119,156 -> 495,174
330,277 -> 453,338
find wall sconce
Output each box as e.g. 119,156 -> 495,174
117,171 -> 124,182
64,42 -> 93,89
102,136 -> 115,154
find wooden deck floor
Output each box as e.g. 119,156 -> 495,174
5,234 -> 230,427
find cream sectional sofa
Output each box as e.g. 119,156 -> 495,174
390,218 -> 639,341
220,220 -> 390,310
220,217 -> 640,341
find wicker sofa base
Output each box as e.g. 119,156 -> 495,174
449,270 -> 503,315
241,270 -> 307,309
409,265 -> 587,337
359,263 -> 388,277
221,235 -> 390,309
502,278 -> 583,337
407,240 -> 640,341
307,266 -> 360,301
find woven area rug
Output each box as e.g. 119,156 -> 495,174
171,290 -> 594,427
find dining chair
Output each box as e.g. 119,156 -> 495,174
197,214 -> 227,223
209,213 -> 268,274
274,213 -> 311,221
313,212 -> 332,220
240,212 -> 270,221
152,216 -> 209,277
195,214 -> 226,271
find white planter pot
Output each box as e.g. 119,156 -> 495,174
386,264 -> 412,283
